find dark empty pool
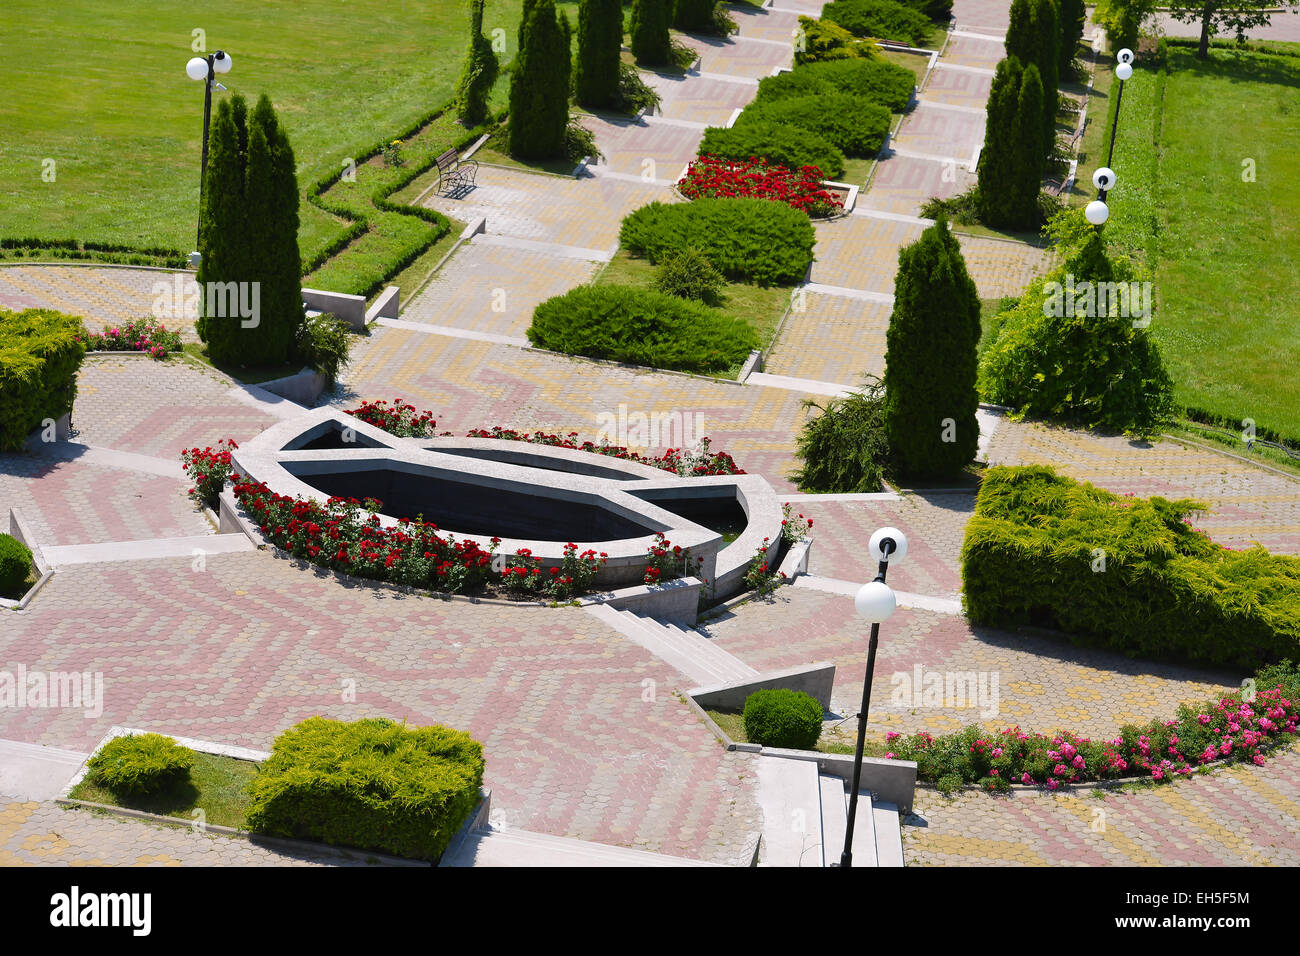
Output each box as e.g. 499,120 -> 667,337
289,465 -> 656,541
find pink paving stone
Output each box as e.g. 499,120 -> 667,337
892,103 -> 987,161
923,64 -> 993,111
858,156 -> 976,217
678,33 -> 794,79
651,74 -> 758,126
586,114 -> 705,179
941,34 -> 1007,72
724,5 -> 803,44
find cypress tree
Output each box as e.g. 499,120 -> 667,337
509,0 -> 571,158
253,95 -> 304,364
975,57 -> 1024,229
882,218 -> 982,479
1010,63 -> 1045,229
674,0 -> 718,32
1006,0 -> 1059,161
630,0 -> 673,65
196,96 -> 250,363
457,0 -> 500,127
1057,0 -> 1086,77
575,0 -> 622,109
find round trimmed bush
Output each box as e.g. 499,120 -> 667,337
743,689 -> 824,749
655,247 -> 725,305
740,94 -> 891,158
699,120 -> 845,179
87,733 -> 196,796
0,533 -> 32,597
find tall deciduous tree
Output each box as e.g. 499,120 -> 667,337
509,0 -> 571,158
456,0 -> 500,126
574,0 -> 623,108
630,0 -> 673,64
1168,0 -> 1297,58
882,218 -> 982,479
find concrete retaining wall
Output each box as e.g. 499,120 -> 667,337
690,662 -> 836,711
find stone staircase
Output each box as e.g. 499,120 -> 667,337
584,604 -> 758,686
754,755 -> 904,867
441,825 -> 722,867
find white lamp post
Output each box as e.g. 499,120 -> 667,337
186,50 -> 233,264
840,526 -> 907,868
1089,49 -> 1136,228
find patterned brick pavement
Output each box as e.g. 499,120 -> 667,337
0,265 -> 198,335
857,157 -> 976,217
0,552 -> 759,862
0,799 -> 378,866
764,291 -> 890,385
904,740 -> 1300,865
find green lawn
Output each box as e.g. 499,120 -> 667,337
1100,44 -> 1300,440
69,751 -> 259,829
0,0 -> 532,255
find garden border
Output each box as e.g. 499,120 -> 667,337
1,508 -> 55,611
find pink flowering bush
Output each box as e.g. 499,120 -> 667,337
81,318 -> 181,359
881,660 -> 1300,792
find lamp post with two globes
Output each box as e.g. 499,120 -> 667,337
1085,48 -> 1135,227
840,526 -> 908,868
185,50 -> 233,264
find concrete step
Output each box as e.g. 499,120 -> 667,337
634,614 -> 758,684
755,755 -> 823,866
0,738 -> 89,801
819,774 -> 879,868
585,604 -> 757,686
442,826 -> 721,867
872,800 -> 905,867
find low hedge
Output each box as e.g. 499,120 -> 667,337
245,717 -> 484,862
0,533 -> 33,597
739,94 -> 891,158
822,0 -> 934,45
527,285 -> 758,373
87,734 -> 196,796
698,120 -> 845,180
619,197 -> 815,286
961,466 -> 1300,668
0,309 -> 86,452
755,57 -> 916,114
743,689 -> 824,749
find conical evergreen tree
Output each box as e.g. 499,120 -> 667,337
1006,0 -> 1059,161
882,218 -> 982,479
1008,63 -> 1045,230
457,0 -> 500,126
976,56 -> 1024,228
630,0 -> 673,65
196,96 -> 250,363
575,0 -> 622,108
1057,0 -> 1085,77
509,0 -> 571,158
251,94 -> 304,364
674,0 -> 718,32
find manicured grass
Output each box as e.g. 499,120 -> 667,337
0,0 -> 531,254
1100,44 -> 1300,440
69,751 -> 259,830
595,250 -> 793,356
879,48 -> 930,83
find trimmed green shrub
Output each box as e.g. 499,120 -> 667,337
245,717 -> 485,862
740,94 -> 891,157
619,198 -> 815,286
616,62 -> 663,114
755,57 -> 915,113
822,0 -> 934,45
574,0 -> 623,108
87,734 -> 196,796
527,285 -> 758,373
456,0 -> 500,125
961,466 -> 1300,668
509,0 -> 571,158
0,308 -> 85,452
979,213 -> 1174,435
698,120 -> 845,179
793,378 -> 890,492
882,218 -> 981,479
0,534 -> 33,597
654,247 -> 725,304
900,0 -> 954,19
295,313 -> 352,386
630,0 -> 673,64
742,689 -> 824,750
794,16 -> 877,64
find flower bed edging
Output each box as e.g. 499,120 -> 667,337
1,508 -> 55,611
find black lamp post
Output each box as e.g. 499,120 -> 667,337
1086,48 -> 1134,226
840,526 -> 907,868
186,50 -> 233,264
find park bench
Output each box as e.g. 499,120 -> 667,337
435,148 -> 477,197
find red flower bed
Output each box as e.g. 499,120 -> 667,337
677,155 -> 843,217
465,426 -> 745,477
343,399 -> 437,437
